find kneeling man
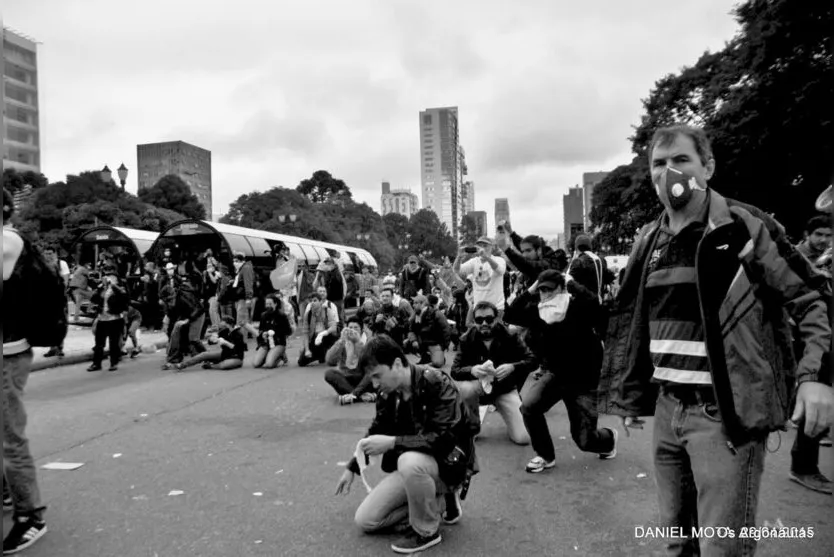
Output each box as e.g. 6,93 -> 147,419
335,335 -> 479,554
451,302 -> 536,445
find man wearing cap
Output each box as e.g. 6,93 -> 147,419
399,256 -> 431,303
88,269 -> 130,372
454,237 -> 507,322
568,234 -> 604,302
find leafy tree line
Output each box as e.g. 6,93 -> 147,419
591,0 -> 832,248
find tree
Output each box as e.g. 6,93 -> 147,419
459,213 -> 481,246
138,175 -> 206,220
296,170 -> 353,204
382,213 -> 409,249
407,209 -> 457,262
3,168 -> 49,193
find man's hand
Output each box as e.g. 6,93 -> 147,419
335,469 -> 355,495
376,313 -> 385,323
791,382 -> 834,438
359,435 -> 396,456
176,319 -> 189,327
471,365 -> 488,379
245,298 -> 253,309
386,318 -> 397,330
528,280 -> 540,295
494,364 -> 515,381
620,416 -> 646,437
499,220 -> 513,235
495,233 -> 509,251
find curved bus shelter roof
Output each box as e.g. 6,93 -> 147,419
151,220 -> 378,270
72,226 -> 159,257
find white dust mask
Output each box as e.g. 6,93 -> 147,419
538,293 -> 571,324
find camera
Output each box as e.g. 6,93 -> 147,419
464,246 -> 478,254
496,225 -> 505,233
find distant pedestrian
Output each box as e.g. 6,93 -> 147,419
87,268 -> 130,372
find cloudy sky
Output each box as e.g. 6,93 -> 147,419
6,0 -> 740,238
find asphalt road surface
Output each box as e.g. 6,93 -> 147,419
5,350 -> 832,556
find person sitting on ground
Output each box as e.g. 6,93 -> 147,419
451,301 -> 537,445
370,288 -> 412,345
174,316 -> 245,371
324,316 -> 377,404
335,335 -> 480,555
298,286 -> 340,367
253,294 -> 293,369
121,303 -> 143,359
406,295 -> 451,368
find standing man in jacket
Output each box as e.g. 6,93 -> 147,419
600,125 -> 833,556
451,301 -> 536,445
232,252 -> 257,338
87,268 -> 129,372
335,335 -> 479,554
568,234 -> 604,302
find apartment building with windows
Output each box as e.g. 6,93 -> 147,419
563,186 -> 585,250
582,171 -> 609,231
419,107 -> 467,239
495,198 -> 510,226
2,27 -> 41,173
381,181 -> 419,217
137,141 -> 212,216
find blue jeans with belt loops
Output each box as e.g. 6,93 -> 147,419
653,390 -> 765,557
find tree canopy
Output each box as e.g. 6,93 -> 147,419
591,0 -> 832,243
296,170 -> 353,204
137,174 -> 206,220
3,168 -> 49,193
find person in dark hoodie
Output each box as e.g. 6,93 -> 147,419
174,316 -> 245,371
406,295 -> 450,367
162,273 -> 205,368
504,269 -> 616,473
87,268 -> 130,372
495,221 -> 567,288
399,255 -> 432,303
253,294 -> 293,369
568,234 -> 604,302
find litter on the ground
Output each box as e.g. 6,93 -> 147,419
113,453 -> 122,458
140,414 -> 148,418
168,490 -> 184,496
275,469 -> 284,475
559,436 -> 567,440
636,473 -> 648,479
42,462 -> 85,470
253,492 -> 263,496
132,495 -> 148,501
336,461 -> 348,466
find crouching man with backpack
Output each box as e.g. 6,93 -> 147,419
2,189 -> 63,553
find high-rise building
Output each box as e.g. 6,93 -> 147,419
137,141 -> 212,216
461,181 -> 475,217
419,107 -> 467,239
467,210 -> 487,239
381,181 -> 419,218
582,171 -> 609,231
563,186 -> 585,250
495,198 -> 510,226
2,27 -> 41,173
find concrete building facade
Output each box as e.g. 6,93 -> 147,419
137,141 -> 212,216
563,186 -> 585,250
2,27 -> 41,173
495,198 -> 510,226
461,181 -> 475,218
419,107 -> 467,239
582,171 -> 609,231
381,181 -> 419,218
467,210 -> 487,239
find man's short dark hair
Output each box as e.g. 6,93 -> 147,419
427,294 -> 439,306
472,301 -> 499,317
649,125 -> 714,166
265,293 -> 279,306
520,235 -> 543,250
3,188 -> 14,221
359,335 -> 407,371
221,316 -> 236,326
805,215 -> 832,234
346,315 -> 362,327
381,287 -> 394,296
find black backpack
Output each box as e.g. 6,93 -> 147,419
17,233 -> 68,347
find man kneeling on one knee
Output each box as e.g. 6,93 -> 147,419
451,301 -> 536,445
335,335 -> 479,555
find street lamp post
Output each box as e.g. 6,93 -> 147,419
117,163 -> 129,190
276,213 -> 298,235
356,233 -> 370,243
100,165 -> 112,183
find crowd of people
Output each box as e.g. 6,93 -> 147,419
3,124 -> 833,555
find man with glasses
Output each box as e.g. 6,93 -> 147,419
451,302 -> 536,445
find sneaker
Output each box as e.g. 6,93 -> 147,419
2,515 -> 47,554
130,349 -> 140,359
525,455 -> 556,474
789,471 -> 833,495
599,427 -> 618,460
442,489 -> 463,525
820,437 -> 832,447
108,365 -> 118,372
201,362 -> 213,370
391,529 -> 442,554
2,496 -> 12,513
339,394 -> 356,405
43,348 -> 59,358
56,351 -> 64,358
86,364 -> 102,372
360,393 -> 378,404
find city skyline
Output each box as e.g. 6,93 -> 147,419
5,1 -> 741,238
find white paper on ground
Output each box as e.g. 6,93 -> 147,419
42,462 -> 85,470
168,490 -> 184,496
355,440 -> 382,493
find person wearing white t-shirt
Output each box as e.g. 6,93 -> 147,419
454,237 -> 507,318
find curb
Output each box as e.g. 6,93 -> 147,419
31,340 -> 170,372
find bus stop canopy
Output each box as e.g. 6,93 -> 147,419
73,226 -> 159,257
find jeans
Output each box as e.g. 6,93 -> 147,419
2,351 -> 45,520
653,390 -> 765,557
519,370 -> 613,461
93,318 -> 125,367
325,368 -> 368,396
208,296 -> 221,328
457,380 -> 529,445
354,451 -> 443,537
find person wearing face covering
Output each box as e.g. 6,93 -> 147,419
504,269 -> 616,473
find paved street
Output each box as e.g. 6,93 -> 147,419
5,348 -> 832,557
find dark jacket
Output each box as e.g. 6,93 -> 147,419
257,308 -> 293,346
504,283 -> 602,390
568,251 -> 603,300
158,276 -> 177,312
598,191 -> 830,446
410,307 -> 451,347
371,304 -> 412,343
91,284 -> 130,317
505,232 -> 566,287
219,326 -> 246,360
347,365 -> 480,486
318,269 -> 345,302
451,323 -> 538,396
399,266 -> 431,301
175,282 -> 205,322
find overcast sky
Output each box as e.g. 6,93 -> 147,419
6,0 -> 740,238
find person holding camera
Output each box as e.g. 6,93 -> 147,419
324,316 -> 375,404
453,237 -> 507,324
87,268 -> 130,372
370,288 -> 412,346
335,335 -> 479,555
252,294 -> 293,369
406,295 -> 450,368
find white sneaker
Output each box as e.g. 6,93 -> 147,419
525,455 -> 556,473
599,427 -> 618,460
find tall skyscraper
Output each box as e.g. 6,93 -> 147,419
563,186 -> 585,249
137,141 -> 213,216
582,171 -> 609,231
467,210 -> 487,239
2,27 -> 41,173
381,181 -> 419,218
461,181 -> 475,218
419,107 -> 467,239
495,198 -> 510,226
